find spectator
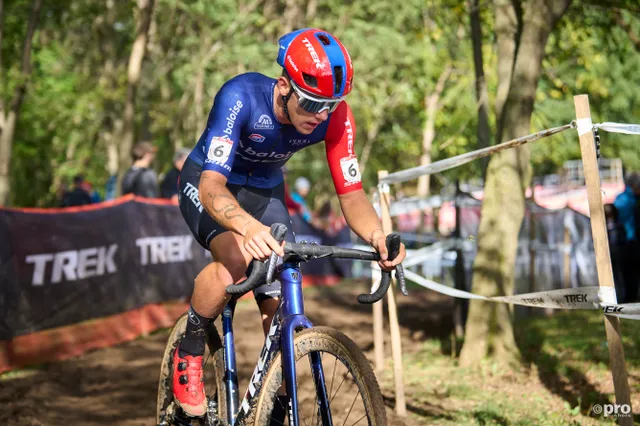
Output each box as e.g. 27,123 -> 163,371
161,147 -> 191,201
80,179 -> 102,203
613,172 -> 640,302
282,167 -> 303,215
121,141 -> 158,198
56,180 -> 69,206
313,199 -> 346,236
605,203 -> 626,301
104,175 -> 117,201
61,175 -> 93,207
291,176 -> 312,222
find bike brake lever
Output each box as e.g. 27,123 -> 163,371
266,223 -> 287,284
396,264 -> 408,296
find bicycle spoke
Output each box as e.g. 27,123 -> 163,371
272,394 -> 289,426
270,418 -> 287,426
341,390 -> 361,426
328,370 -> 349,406
348,414 -> 368,426
299,394 -> 311,426
328,355 -> 338,403
310,354 -> 318,426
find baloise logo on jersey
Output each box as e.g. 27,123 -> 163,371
205,99 -> 244,171
238,141 -> 294,163
224,100 -> 244,135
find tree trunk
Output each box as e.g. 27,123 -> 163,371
459,0 -> 571,368
358,123 -> 380,177
306,0 -> 317,21
493,0 -> 519,129
469,0 -> 492,175
417,65 -> 452,199
283,0 -> 301,34
117,0 -> 155,182
0,0 -> 43,206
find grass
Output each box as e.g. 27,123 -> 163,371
0,364 -> 42,381
379,309 -> 640,425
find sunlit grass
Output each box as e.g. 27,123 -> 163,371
379,310 -> 638,425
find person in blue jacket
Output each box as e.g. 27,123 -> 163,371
613,172 -> 640,302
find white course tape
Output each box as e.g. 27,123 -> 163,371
403,269 -> 599,308
402,269 -> 640,319
403,269 -> 504,301
598,286 -> 618,305
576,118 -> 593,136
595,122 -> 640,135
600,303 -> 640,315
401,242 -> 456,269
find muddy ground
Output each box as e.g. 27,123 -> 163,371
0,282 -> 454,426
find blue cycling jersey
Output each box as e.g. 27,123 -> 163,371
188,73 -> 333,189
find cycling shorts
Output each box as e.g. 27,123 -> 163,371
179,158 -> 296,302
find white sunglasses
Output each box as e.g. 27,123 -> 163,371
289,79 -> 344,114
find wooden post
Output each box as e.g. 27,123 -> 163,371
378,170 -> 407,416
372,191 -> 385,374
574,95 -> 632,424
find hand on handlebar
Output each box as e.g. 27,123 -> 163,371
243,221 -> 285,260
371,231 -> 406,271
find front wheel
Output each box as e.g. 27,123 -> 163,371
249,326 -> 387,426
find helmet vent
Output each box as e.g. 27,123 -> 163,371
302,73 -> 318,88
333,66 -> 343,95
317,34 -> 331,45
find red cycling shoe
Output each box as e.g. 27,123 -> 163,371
172,347 -> 207,417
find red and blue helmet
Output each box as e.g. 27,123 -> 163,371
277,28 -> 354,99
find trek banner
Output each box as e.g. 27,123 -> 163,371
0,197 -> 354,339
0,198 -> 208,339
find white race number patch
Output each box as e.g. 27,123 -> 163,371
340,156 -> 361,185
207,136 -> 233,164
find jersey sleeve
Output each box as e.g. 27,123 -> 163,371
324,102 -> 363,195
201,80 -> 251,176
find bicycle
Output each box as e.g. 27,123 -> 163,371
156,223 -> 407,426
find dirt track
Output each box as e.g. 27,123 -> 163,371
0,282 -> 453,426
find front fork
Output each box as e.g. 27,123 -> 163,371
280,264 -> 333,426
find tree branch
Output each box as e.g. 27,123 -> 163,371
0,0 -> 5,118
197,0 -> 262,70
614,9 -> 640,52
0,0 -> 4,84
10,0 -> 43,112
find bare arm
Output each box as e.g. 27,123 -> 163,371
338,188 -> 405,269
338,188 -> 383,244
199,170 -> 255,235
199,170 -> 283,258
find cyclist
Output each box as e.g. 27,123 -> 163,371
174,28 -> 406,417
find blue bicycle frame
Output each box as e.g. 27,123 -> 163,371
222,261 -> 332,426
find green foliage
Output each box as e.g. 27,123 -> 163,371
532,4 -> 640,175
4,0 -> 640,207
